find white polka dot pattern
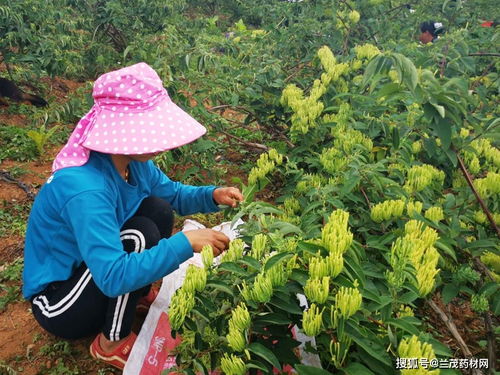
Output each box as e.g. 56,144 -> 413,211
52,62 -> 206,172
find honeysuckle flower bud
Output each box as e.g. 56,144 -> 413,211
283,197 -> 300,214
481,252 -> 500,273
302,303 -> 323,336
229,303 -> 251,332
250,233 -> 268,260
310,253 -> 344,279
267,148 -> 283,165
354,43 -> 380,60
226,328 -> 246,352
404,164 -> 445,193
348,10 -> 360,24
411,140 -> 422,154
471,138 -> 500,170
201,244 -> 214,269
183,264 -> 207,293
240,272 -> 273,303
406,201 -> 423,217
398,336 -> 439,375
388,70 -> 399,83
351,59 -> 363,70
220,353 -> 246,375
168,288 -> 195,330
305,276 -> 330,304
424,206 -> 444,223
460,128 -> 470,138
370,199 -> 405,223
321,209 -> 353,256
475,172 -> 500,198
266,262 -> 288,287
398,305 -> 415,318
221,239 -> 245,263
474,210 -> 487,224
335,284 -> 362,319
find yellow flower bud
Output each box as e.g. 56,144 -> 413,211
220,353 -> 246,375
348,10 -> 360,24
305,276 -> 330,304
424,206 -> 444,223
201,244 -> 214,269
335,285 -> 362,319
221,239 -> 245,263
302,304 -> 323,336
398,336 -> 439,375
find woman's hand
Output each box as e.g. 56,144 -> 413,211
213,187 -> 244,208
183,229 -> 230,256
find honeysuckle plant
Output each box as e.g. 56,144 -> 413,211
167,41 -> 498,374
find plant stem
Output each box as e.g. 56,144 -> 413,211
427,299 -> 483,375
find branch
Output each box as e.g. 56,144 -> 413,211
468,52 -> 500,57
427,299 -> 483,375
0,170 -> 35,200
217,130 -> 268,151
483,312 -> 497,375
455,152 -> 500,238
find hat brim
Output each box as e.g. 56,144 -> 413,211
82,97 -> 206,155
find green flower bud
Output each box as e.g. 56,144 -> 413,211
220,353 -> 246,375
370,199 -> 405,223
354,43 -> 380,60
201,244 -> 214,269
229,303 -> 251,331
183,264 -> 207,293
404,164 -> 445,193
335,285 -> 362,319
424,206 -> 444,223
348,10 -> 360,24
305,276 -> 330,304
406,201 -> 423,218
250,234 -> 268,260
398,336 -> 438,374
168,288 -> 195,330
221,239 -> 245,263
321,209 -> 353,256
226,328 -> 246,352
302,303 -> 323,336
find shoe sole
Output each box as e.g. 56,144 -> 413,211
89,343 -> 127,370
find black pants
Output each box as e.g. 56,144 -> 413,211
31,197 -> 174,341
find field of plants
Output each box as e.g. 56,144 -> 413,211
0,0 -> 499,374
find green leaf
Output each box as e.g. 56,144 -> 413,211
254,312 -> 293,325
433,117 -> 452,149
342,362 -> 375,375
264,252 -> 293,272
442,284 -> 459,304
268,295 -> 303,315
192,358 -> 208,375
246,360 -> 269,372
205,280 -> 234,296
248,342 -> 282,370
385,317 -> 420,335
237,256 -> 261,271
295,364 -> 333,374
218,262 -> 249,276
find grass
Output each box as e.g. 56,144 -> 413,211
0,201 -> 31,238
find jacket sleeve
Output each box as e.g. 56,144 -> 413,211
61,190 -> 193,297
148,162 -> 220,216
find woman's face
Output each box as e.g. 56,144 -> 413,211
419,31 -> 434,44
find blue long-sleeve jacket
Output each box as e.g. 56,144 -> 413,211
23,151 -> 218,298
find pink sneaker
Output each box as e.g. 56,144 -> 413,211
89,332 -> 137,370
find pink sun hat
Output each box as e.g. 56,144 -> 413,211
52,62 -> 206,172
